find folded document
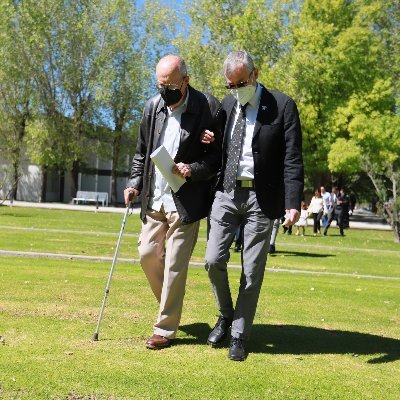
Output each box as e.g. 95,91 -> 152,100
150,145 -> 186,193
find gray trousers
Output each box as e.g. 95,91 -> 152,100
205,189 -> 273,340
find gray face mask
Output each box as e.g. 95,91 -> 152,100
230,84 -> 256,106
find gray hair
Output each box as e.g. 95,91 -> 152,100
223,51 -> 255,76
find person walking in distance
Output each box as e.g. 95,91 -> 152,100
323,187 -> 339,236
320,186 -> 331,228
307,189 -> 327,236
295,201 -> 308,236
335,187 -> 351,236
203,51 -> 304,361
124,55 -> 224,350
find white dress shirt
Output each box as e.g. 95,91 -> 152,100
149,92 -> 189,212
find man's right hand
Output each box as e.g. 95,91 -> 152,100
200,129 -> 215,144
124,187 -> 139,205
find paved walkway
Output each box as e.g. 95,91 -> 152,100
1,249 -> 398,281
1,200 -> 392,231
2,199 -> 135,214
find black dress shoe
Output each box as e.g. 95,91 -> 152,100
228,337 -> 247,361
269,244 -> 275,254
207,316 -> 232,347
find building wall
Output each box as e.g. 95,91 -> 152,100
1,151 -> 131,205
0,155 -> 41,202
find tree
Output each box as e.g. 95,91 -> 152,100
264,0 -> 399,241
175,0 -> 294,98
8,0 -> 116,200
96,0 -> 174,205
4,0 -> 175,204
326,1 -> 400,242
31,0 -> 107,198
0,1 -> 33,201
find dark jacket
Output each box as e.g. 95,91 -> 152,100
216,85 -> 304,219
336,192 -> 350,229
127,85 -> 225,224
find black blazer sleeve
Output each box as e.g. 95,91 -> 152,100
283,98 -> 304,210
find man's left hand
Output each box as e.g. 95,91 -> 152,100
283,209 -> 300,226
173,163 -> 192,178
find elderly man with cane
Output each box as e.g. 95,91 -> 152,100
124,55 -> 225,349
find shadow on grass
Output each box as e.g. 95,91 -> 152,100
270,251 -> 335,258
0,211 -> 33,217
179,323 -> 400,363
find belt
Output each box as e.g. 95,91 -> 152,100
236,179 -> 255,189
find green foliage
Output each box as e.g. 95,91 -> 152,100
0,0 -> 175,175
175,0 -> 400,237
95,0 -> 174,169
328,138 -> 362,174
176,0 -> 294,98
0,2 -> 33,194
1,0 -> 399,233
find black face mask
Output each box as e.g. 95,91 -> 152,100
159,87 -> 183,106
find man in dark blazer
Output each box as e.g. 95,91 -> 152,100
323,187 -> 338,236
124,55 -> 224,350
324,187 -> 350,236
204,50 -> 304,361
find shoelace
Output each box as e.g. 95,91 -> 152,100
230,337 -> 243,348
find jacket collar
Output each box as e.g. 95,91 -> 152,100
253,84 -> 270,132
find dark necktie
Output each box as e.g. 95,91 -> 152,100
223,105 -> 247,191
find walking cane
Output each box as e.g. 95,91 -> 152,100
93,193 -> 134,341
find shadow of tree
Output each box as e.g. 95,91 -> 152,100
179,323 -> 400,364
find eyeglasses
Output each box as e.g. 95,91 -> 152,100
156,77 -> 186,91
224,70 -> 254,90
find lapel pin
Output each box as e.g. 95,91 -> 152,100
262,106 -> 267,111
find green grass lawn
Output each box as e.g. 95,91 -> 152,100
0,206 -> 399,399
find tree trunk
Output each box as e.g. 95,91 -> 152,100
40,167 -> 47,203
10,112 -> 28,201
394,220 -> 400,243
10,159 -> 19,201
59,170 -> 65,202
111,109 -> 126,206
71,160 -> 80,200
111,130 -> 122,206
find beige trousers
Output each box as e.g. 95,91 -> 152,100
138,207 -> 200,339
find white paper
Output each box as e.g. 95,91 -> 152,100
150,145 -> 186,193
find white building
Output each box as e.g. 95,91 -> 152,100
0,152 -> 131,205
